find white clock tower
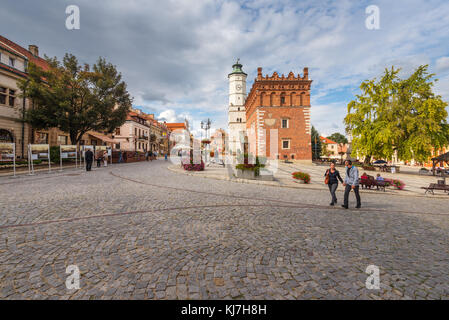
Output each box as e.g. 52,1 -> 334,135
227,59 -> 247,156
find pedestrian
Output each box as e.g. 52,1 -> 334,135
85,148 -> 93,171
96,151 -> 102,168
342,160 -> 361,209
118,150 -> 123,163
164,152 -> 168,161
145,151 -> 149,161
149,150 -> 153,161
103,151 -> 108,167
324,161 -> 343,206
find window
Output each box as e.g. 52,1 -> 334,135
115,128 -> 121,135
0,87 -> 6,105
281,119 -> 289,128
9,57 -> 15,67
135,128 -> 137,136
36,132 -> 48,144
8,89 -> 15,107
115,143 -> 120,149
57,135 -> 68,145
282,140 -> 290,149
281,97 -> 285,104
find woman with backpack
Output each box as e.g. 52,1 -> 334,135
324,161 -> 344,206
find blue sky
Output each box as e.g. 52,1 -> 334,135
1,0 -> 449,137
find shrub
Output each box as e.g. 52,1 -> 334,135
182,160 -> 205,171
384,178 -> 406,190
292,171 -> 311,184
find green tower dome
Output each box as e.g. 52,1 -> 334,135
228,58 -> 247,76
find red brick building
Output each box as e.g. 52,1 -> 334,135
245,67 -> 312,162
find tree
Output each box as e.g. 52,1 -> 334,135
18,54 -> 132,145
344,65 -> 449,164
321,141 -> 331,158
327,132 -> 348,145
327,132 -> 348,163
311,126 -> 322,160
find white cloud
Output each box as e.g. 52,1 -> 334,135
436,57 -> 449,72
2,0 -> 449,134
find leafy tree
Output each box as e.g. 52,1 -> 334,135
321,141 -> 331,158
18,54 -> 132,145
344,65 -> 449,164
327,132 -> 348,145
311,126 -> 322,160
328,132 -> 349,163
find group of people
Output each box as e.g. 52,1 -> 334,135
324,160 -> 361,209
85,149 -> 169,171
84,149 -> 109,172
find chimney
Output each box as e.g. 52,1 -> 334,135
303,67 -> 309,79
29,45 -> 39,57
257,67 -> 262,79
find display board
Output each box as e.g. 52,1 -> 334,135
59,145 -> 78,171
0,142 -> 14,162
29,144 -> 50,160
60,145 -> 77,159
0,142 -> 16,177
28,144 -> 51,174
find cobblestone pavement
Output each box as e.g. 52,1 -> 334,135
0,161 -> 448,300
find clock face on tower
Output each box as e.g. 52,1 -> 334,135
235,84 -> 242,91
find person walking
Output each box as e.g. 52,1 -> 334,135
96,151 -> 102,168
103,151 -> 108,167
324,161 -> 343,206
342,160 -> 361,209
85,148 -> 93,171
164,152 -> 168,161
118,150 -> 123,163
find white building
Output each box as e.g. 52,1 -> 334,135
227,59 -> 247,155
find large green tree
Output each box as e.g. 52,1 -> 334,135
311,125 -> 322,160
18,54 -> 132,145
327,132 -> 348,145
344,65 -> 449,164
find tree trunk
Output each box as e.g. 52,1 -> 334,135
364,155 -> 372,165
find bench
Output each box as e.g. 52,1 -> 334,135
360,175 -> 388,191
421,183 -> 449,195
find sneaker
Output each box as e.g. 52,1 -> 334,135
341,205 -> 348,209
356,205 -> 361,209
330,202 -> 334,206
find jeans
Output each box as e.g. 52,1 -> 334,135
344,184 -> 361,207
328,183 -> 338,203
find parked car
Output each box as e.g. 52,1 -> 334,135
373,160 -> 388,165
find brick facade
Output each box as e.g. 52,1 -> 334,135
245,67 -> 312,162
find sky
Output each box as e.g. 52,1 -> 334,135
1,0 -> 449,138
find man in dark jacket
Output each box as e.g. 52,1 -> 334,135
85,149 -> 94,171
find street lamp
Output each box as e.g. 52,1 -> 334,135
201,118 -> 211,163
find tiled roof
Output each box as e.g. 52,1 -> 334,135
0,34 -> 49,71
320,136 -> 337,144
166,123 -> 186,130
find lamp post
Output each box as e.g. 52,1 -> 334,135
201,118 -> 211,163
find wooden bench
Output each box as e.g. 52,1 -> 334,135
421,183 -> 449,195
360,176 -> 388,191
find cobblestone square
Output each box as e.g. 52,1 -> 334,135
0,161 -> 448,300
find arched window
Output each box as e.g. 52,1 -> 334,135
0,129 -> 14,142
270,92 -> 276,106
280,92 -> 286,106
